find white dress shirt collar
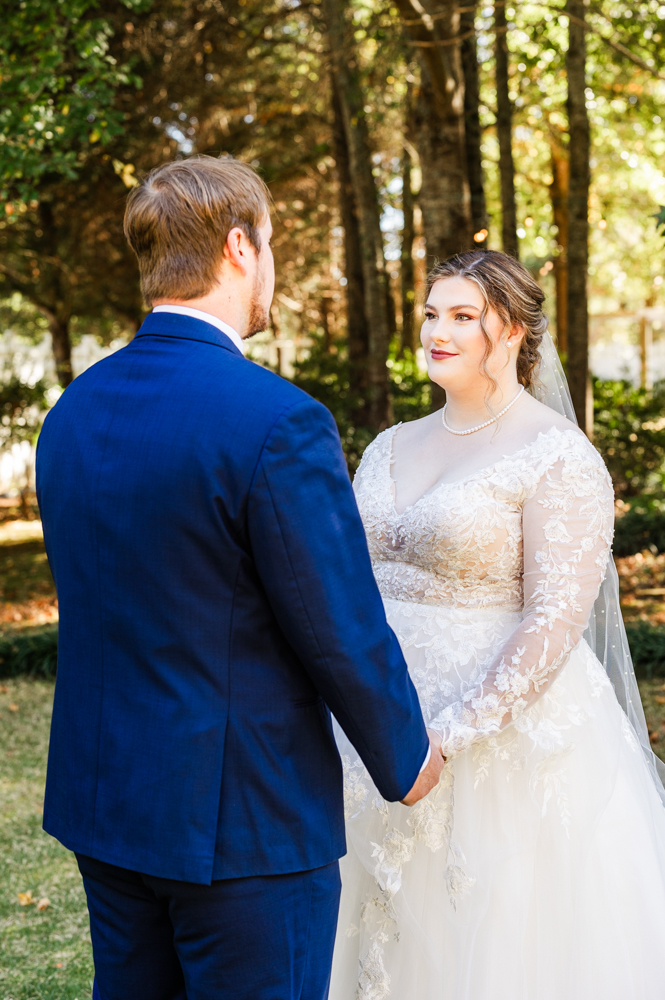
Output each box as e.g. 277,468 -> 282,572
152,305 -> 245,355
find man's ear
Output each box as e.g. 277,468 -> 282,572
223,227 -> 252,275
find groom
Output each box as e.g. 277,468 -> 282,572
36,155 -> 443,1000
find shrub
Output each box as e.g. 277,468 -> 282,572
593,378 -> 665,498
624,620 -> 665,679
613,499 -> 665,557
0,625 -> 58,679
0,369 -> 50,451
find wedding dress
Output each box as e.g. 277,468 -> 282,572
331,421 -> 665,1000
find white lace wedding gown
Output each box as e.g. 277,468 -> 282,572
331,424 -> 665,1000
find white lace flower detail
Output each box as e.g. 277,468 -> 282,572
357,940 -> 391,1000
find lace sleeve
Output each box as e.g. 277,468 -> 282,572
432,442 -> 615,760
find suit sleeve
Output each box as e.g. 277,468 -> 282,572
247,396 -> 429,802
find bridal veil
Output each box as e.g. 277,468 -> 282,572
532,330 -> 665,803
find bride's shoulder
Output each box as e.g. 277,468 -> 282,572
520,398 -> 610,484
521,394 -> 581,437
522,397 -> 590,453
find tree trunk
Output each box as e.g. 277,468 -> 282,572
461,2 -> 488,243
396,0 -> 473,262
401,147 -> 417,353
319,299 -> 331,352
566,0 -> 591,434
49,313 -> 73,387
330,73 -> 371,414
323,0 -> 392,430
549,140 -> 569,353
495,3 -> 518,258
38,200 -> 74,387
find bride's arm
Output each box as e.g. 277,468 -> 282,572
431,443 -> 615,760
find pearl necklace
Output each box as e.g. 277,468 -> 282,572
442,385 -> 525,436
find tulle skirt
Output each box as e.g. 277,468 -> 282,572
331,598 -> 665,1000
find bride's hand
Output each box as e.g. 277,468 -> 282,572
428,727 -> 447,760
401,729 -> 446,806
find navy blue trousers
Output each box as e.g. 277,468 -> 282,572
76,854 -> 341,1000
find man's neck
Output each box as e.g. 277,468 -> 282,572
152,292 -> 247,339
151,304 -> 245,354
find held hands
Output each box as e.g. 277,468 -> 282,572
400,729 -> 446,807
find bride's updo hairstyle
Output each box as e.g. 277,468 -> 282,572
425,249 -> 548,392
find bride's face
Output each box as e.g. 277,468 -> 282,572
421,276 -> 521,393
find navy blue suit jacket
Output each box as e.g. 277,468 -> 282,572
37,312 -> 428,884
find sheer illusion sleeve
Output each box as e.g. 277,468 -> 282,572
431,441 -> 615,760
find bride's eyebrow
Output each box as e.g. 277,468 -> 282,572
447,304 -> 480,313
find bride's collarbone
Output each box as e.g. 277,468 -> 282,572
389,413 -> 570,512
390,435 -> 505,512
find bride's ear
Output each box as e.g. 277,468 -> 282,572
505,324 -> 526,350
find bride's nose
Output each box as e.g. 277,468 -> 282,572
430,320 -> 452,344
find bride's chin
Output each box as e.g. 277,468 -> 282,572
427,367 -> 459,392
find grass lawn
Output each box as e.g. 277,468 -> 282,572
0,516 -> 664,997
0,679 -> 93,1000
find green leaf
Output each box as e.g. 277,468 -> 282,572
652,206 -> 665,236
0,0 -> 152,202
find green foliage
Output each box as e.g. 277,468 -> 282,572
625,620 -> 665,680
0,368 -> 50,450
593,378 -> 665,498
387,349 -> 433,426
614,498 -> 665,557
0,0 -> 150,204
0,624 -> 58,680
291,338 -> 431,472
0,292 -> 50,342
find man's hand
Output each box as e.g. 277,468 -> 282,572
400,730 -> 445,806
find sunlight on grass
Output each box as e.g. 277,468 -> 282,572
0,679 -> 93,1000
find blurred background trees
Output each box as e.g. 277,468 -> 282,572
1,0 -> 665,468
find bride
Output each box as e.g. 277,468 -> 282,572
330,250 -> 665,1000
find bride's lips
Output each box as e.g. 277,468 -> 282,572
430,349 -> 459,360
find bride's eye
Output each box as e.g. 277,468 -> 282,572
455,312 -> 473,322
424,311 -> 437,322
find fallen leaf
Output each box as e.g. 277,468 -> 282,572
650,732 -> 660,743
655,696 -> 665,705
37,897 -> 50,911
8,703 -> 18,712
0,684 -> 7,693
18,891 -> 34,906
55,962 -> 63,968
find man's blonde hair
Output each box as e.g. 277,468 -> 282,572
124,156 -> 271,306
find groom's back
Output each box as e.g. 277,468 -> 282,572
37,314 -> 347,883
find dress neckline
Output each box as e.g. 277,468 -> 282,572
385,423 -> 584,517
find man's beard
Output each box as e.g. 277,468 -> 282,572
245,268 -> 270,339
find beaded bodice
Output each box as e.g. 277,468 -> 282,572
354,424 -> 610,614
